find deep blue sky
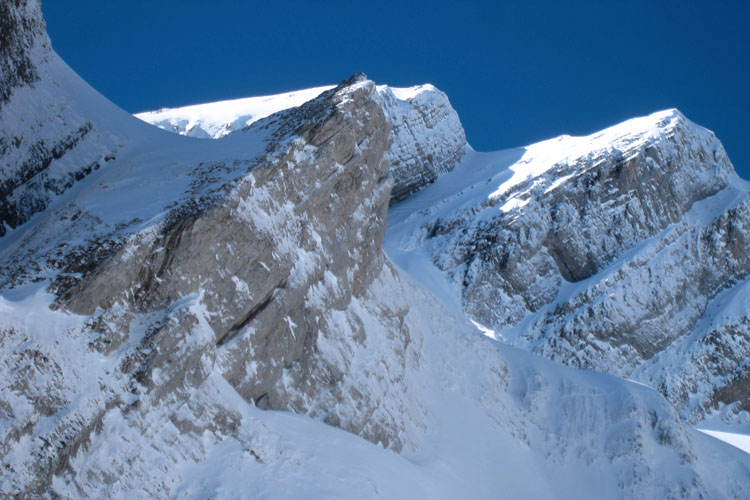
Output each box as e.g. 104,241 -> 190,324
43,1 -> 750,179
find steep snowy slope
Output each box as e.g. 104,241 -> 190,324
134,86 -> 336,139
386,108 -> 750,431
0,0 -> 121,237
2,1 -> 750,498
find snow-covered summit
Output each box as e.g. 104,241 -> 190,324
134,85 -> 335,139
385,102 -> 750,433
489,108 -> 729,207
136,82 -> 469,203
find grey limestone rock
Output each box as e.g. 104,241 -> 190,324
395,107 -> 750,425
0,60 -> 421,493
377,84 -> 467,202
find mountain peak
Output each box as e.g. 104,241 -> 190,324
339,72 -> 369,86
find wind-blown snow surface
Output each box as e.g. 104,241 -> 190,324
698,429 -> 750,454
2,2 -> 750,496
134,86 -> 335,139
15,269 -> 750,500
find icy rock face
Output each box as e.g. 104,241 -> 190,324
527,192 -> 750,366
632,277 -> 750,425
376,85 -> 467,202
0,0 -> 47,104
390,108 -> 750,424
443,111 -> 731,329
0,0 -> 121,237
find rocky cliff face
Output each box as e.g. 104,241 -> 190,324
0,0 -> 48,104
136,83 -> 468,205
2,1 -> 750,498
0,65 -> 425,494
377,84 -> 467,202
0,0 -> 123,238
57,74 -> 422,450
388,107 -> 750,427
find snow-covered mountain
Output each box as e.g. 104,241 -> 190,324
385,108 -> 750,432
138,74 -> 750,434
2,1 -> 750,498
137,82 -> 468,203
134,86 -> 336,139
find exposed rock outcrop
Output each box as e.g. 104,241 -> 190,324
0,0 -> 48,105
136,83 -> 469,205
377,84 -> 467,202
388,107 -> 750,426
0,66 -> 425,495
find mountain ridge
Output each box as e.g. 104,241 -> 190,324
2,1 -> 750,498
385,103 -> 750,431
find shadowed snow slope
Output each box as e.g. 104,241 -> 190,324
1,1 -> 750,498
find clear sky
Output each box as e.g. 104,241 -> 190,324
43,0 -> 750,179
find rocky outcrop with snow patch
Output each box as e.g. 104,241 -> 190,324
0,64 -> 426,495
136,83 -> 468,204
0,0 -> 48,104
387,107 -> 750,427
376,84 -> 467,202
0,0 -> 126,237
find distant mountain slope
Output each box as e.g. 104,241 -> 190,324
134,85 -> 336,139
